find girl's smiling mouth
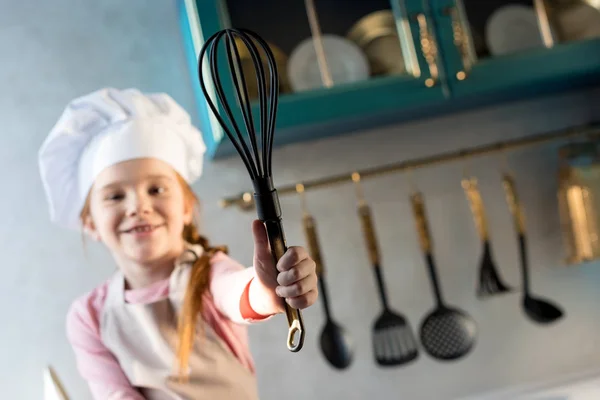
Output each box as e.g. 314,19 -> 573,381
121,223 -> 165,235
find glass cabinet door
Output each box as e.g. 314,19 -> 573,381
430,0 -> 600,98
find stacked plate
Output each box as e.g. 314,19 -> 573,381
346,10 -> 406,77
286,10 -> 407,92
287,34 -> 370,92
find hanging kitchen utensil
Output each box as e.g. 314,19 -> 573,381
557,141 -> 600,265
352,173 -> 419,367
410,191 -> 477,360
297,184 -> 353,369
197,28 -> 305,352
462,176 -> 513,298
502,172 -> 564,324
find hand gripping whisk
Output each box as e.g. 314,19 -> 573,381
197,28 -> 305,352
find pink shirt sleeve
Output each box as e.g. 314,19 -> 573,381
66,282 -> 146,400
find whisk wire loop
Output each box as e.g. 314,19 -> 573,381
248,32 -> 279,176
214,32 -> 260,178
224,31 -> 263,176
199,30 -> 258,179
197,28 -> 280,179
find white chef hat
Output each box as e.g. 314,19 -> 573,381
38,87 -> 207,230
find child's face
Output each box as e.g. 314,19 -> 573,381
83,158 -> 193,265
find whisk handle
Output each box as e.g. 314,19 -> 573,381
254,182 -> 306,353
263,219 -> 306,352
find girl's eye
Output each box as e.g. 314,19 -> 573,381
105,193 -> 124,201
149,186 -> 166,195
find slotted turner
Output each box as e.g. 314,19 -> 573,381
353,173 -> 419,367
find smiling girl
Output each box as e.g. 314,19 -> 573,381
38,88 -> 318,399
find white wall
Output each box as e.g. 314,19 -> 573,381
3,0 -> 600,399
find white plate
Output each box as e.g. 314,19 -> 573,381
485,4 -> 545,56
287,34 -> 370,92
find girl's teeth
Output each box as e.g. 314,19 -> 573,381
134,226 -> 152,232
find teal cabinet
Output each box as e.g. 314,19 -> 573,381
429,0 -> 600,101
178,0 -> 600,159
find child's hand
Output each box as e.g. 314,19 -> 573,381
252,220 -> 318,312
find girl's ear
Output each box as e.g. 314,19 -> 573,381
82,215 -> 101,242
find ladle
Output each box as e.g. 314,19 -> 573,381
502,173 -> 564,324
297,184 -> 353,369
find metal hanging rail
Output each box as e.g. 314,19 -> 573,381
218,122 -> 600,210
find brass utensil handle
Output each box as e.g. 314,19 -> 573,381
410,192 -> 432,252
302,214 -> 323,277
410,192 -> 446,305
501,174 -> 525,234
502,173 -> 531,293
358,203 -> 381,265
263,219 -> 305,352
445,6 -> 472,80
414,13 -> 439,88
462,177 -> 489,240
302,212 -> 335,319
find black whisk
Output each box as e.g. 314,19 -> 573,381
197,28 -> 305,352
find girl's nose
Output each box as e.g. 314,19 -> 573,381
127,192 -> 152,216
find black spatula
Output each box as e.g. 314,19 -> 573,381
410,192 -> 477,361
353,173 -> 419,366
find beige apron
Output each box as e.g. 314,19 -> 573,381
100,247 -> 260,400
